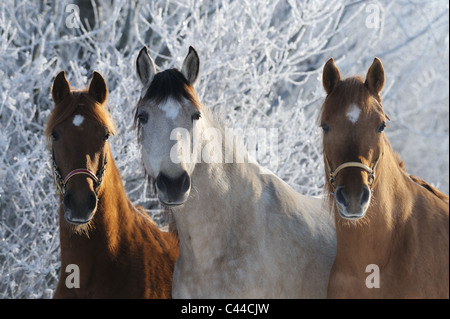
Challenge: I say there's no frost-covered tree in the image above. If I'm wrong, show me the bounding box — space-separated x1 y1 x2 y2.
0 0 448 298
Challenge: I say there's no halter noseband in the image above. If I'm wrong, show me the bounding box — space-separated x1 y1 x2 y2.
324 150 382 190
52 142 107 196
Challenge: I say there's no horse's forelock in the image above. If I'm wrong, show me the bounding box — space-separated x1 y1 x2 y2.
319 77 368 122
46 90 116 141
140 68 201 110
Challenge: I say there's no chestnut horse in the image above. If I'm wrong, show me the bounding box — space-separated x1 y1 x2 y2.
47 71 179 298
320 57 449 298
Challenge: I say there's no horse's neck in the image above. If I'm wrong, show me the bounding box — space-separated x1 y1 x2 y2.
334 142 416 265
173 156 264 263
173 116 328 265
58 150 135 261
174 161 231 229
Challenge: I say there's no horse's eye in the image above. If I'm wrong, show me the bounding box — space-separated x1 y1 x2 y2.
51 130 59 141
321 123 330 133
104 133 110 141
377 122 387 133
137 111 148 125
192 111 201 121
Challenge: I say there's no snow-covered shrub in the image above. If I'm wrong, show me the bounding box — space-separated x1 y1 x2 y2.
0 0 448 298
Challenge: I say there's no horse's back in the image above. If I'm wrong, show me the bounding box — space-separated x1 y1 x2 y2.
260 170 335 242
258 171 336 297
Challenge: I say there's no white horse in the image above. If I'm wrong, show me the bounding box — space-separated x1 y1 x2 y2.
134 46 336 298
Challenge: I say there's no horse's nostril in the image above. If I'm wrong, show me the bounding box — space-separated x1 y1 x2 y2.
180 171 190 193
88 192 97 210
335 187 348 207
156 173 168 193
361 186 371 206
64 191 73 209
157 171 190 192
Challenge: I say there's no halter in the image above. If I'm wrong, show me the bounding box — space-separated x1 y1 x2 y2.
52 141 107 196
324 149 382 190
323 100 389 191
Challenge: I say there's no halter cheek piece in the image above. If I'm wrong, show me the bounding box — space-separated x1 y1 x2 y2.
324 150 382 190
52 142 107 196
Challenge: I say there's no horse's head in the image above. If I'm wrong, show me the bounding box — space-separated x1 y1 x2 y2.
320 58 388 220
134 46 202 206
47 71 115 225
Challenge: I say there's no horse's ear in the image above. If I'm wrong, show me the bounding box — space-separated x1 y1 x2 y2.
88 71 108 104
322 58 341 95
365 57 384 95
181 46 200 86
136 46 156 89
52 71 71 104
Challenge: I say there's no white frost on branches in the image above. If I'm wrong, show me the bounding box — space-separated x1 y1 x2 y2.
0 0 448 298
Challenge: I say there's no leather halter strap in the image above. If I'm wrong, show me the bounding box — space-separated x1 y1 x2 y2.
63 169 99 185
52 141 107 195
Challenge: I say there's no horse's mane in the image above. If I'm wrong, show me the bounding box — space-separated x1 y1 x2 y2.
393 145 448 201
139 68 201 109
45 90 116 140
409 175 449 201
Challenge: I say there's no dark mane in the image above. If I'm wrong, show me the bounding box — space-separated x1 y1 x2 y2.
134 68 201 237
141 68 201 108
45 90 116 140
391 146 448 200
410 175 450 201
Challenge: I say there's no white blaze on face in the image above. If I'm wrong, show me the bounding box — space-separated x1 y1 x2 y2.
159 98 180 121
346 103 361 124
72 114 84 127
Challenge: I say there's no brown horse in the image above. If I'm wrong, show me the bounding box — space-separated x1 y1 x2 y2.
47 71 179 298
320 57 449 298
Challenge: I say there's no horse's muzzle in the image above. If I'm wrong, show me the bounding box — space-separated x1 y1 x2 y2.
156 171 191 206
334 185 371 220
63 189 97 224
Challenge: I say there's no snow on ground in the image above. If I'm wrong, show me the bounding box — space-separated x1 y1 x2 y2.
0 0 448 298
